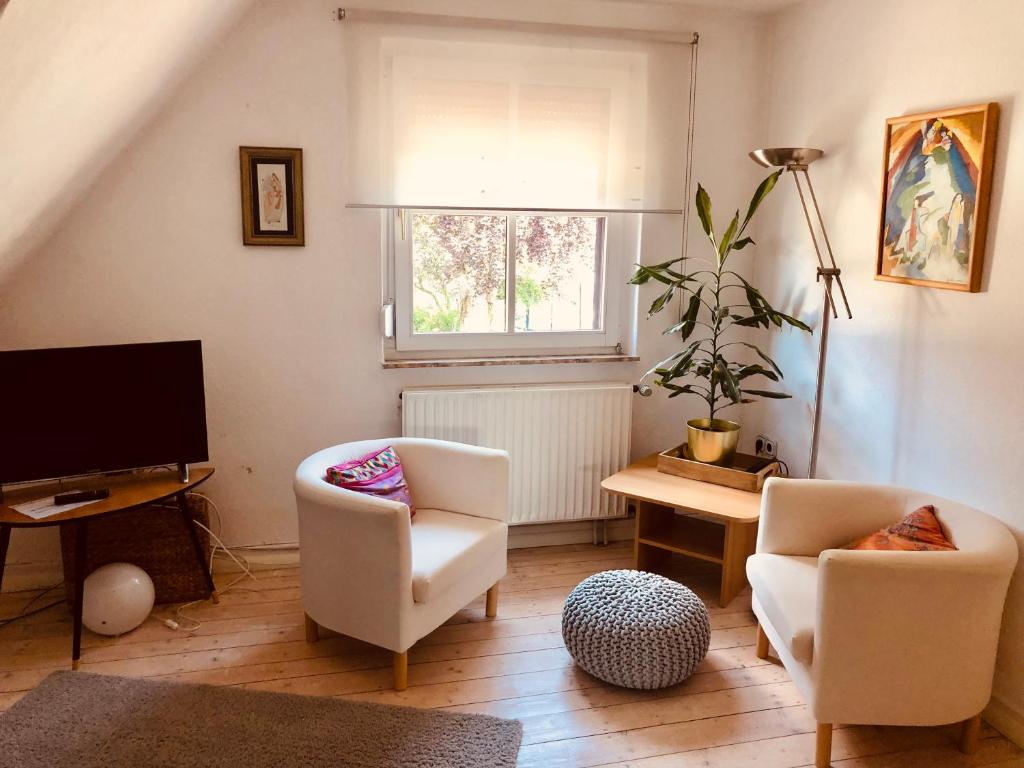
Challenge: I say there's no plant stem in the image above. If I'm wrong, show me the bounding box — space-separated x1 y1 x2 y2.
709 254 724 421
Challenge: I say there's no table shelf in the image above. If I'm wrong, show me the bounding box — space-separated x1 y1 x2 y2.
603 454 761 608
638 512 725 565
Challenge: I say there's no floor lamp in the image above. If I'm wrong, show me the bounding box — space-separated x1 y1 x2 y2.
749 148 853 479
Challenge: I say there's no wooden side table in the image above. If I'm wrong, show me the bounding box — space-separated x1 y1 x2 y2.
601 455 761 607
0 468 218 669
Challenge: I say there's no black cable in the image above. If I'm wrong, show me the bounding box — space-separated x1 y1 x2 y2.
0 599 65 628
0 582 65 628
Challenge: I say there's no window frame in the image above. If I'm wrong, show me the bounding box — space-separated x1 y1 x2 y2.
387 208 632 356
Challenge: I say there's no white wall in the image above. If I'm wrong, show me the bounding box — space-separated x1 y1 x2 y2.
0 0 769 579
751 0 1024 738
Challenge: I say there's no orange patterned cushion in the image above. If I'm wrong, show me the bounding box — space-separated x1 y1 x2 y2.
843 505 957 551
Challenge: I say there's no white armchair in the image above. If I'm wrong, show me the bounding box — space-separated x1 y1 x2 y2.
746 478 1018 768
294 438 510 690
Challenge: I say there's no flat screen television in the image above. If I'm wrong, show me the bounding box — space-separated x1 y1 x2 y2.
0 340 209 484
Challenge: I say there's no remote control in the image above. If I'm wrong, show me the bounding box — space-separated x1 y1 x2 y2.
54 489 110 505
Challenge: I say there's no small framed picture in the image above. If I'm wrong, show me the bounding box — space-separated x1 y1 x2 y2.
239 146 304 246
875 103 998 291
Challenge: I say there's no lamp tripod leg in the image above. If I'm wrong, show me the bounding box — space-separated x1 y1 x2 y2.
807 277 832 479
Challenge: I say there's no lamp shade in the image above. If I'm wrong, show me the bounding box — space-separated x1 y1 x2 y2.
749 147 824 168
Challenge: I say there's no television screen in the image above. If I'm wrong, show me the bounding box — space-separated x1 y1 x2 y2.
0 340 209 484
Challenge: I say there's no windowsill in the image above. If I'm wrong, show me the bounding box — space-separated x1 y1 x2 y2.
382 353 640 369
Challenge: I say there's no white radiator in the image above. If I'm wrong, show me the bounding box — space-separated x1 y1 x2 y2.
401 383 631 525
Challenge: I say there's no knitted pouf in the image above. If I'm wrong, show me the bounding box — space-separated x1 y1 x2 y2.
561 569 711 689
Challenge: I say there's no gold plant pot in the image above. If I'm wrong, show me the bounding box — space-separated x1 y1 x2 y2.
686 418 741 466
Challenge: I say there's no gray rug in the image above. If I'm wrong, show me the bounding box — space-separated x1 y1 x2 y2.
1 671 523 768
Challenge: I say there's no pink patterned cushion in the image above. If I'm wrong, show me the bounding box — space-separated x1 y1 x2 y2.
324 445 416 517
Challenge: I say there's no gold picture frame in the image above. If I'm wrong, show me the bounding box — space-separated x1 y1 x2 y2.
239 146 304 246
875 102 998 292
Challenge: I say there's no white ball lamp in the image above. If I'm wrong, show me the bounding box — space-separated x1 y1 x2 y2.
81 562 156 636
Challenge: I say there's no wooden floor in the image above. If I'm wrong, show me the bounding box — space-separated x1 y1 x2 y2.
1 541 1021 767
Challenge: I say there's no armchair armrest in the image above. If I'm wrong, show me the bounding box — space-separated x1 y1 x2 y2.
394 438 510 523
813 547 1015 724
293 461 414 645
758 478 908 556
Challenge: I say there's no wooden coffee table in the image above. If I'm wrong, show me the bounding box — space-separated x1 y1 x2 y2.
0 468 218 669
601 455 761 607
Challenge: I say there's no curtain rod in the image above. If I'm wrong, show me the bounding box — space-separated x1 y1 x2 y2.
336 8 699 46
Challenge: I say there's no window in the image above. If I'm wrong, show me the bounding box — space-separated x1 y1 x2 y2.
389 210 632 355
348 17 692 360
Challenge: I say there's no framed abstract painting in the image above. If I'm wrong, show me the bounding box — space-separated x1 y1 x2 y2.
239 146 305 246
875 103 998 291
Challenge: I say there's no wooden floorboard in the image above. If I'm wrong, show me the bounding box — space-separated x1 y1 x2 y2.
1 543 1020 768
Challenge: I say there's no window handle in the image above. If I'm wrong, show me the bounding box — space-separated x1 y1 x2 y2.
381 299 395 339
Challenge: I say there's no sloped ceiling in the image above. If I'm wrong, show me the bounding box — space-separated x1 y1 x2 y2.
0 0 252 282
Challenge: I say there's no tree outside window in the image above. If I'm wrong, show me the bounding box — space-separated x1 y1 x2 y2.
411 213 603 335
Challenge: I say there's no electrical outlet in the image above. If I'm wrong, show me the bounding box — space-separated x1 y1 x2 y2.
755 434 778 459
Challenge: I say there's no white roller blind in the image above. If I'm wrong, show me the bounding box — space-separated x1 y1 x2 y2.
345 14 693 212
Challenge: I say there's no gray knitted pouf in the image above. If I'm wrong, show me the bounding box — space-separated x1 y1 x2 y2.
561 569 711 689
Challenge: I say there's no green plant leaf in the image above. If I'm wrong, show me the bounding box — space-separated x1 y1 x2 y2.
644 350 685 379
662 289 703 337
628 266 651 285
647 285 675 317
732 312 773 328
743 389 793 399
732 236 755 250
743 169 783 229
695 184 715 245
667 351 697 377
661 319 687 335
642 268 674 285
661 268 692 281
679 287 703 341
742 287 767 325
716 357 742 403
775 311 813 332
645 341 700 379
735 364 779 382
732 341 784 379
658 382 703 399
727 272 773 327
718 211 739 263
630 264 698 287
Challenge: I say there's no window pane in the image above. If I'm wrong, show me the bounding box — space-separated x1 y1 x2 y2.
514 216 603 332
411 214 507 334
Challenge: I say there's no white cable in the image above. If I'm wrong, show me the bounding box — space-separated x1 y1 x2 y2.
153 493 262 632
193 518 258 583
186 491 224 538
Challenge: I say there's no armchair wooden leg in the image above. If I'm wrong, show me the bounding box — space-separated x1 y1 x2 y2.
815 722 832 768
486 583 499 618
960 713 981 754
755 623 770 660
304 613 319 643
393 651 408 691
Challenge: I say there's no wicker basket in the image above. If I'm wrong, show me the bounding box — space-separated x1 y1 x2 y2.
60 494 213 606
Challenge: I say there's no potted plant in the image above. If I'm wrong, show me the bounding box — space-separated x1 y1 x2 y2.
631 171 812 466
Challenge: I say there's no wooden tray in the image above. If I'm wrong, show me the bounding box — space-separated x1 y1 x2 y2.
657 443 780 492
